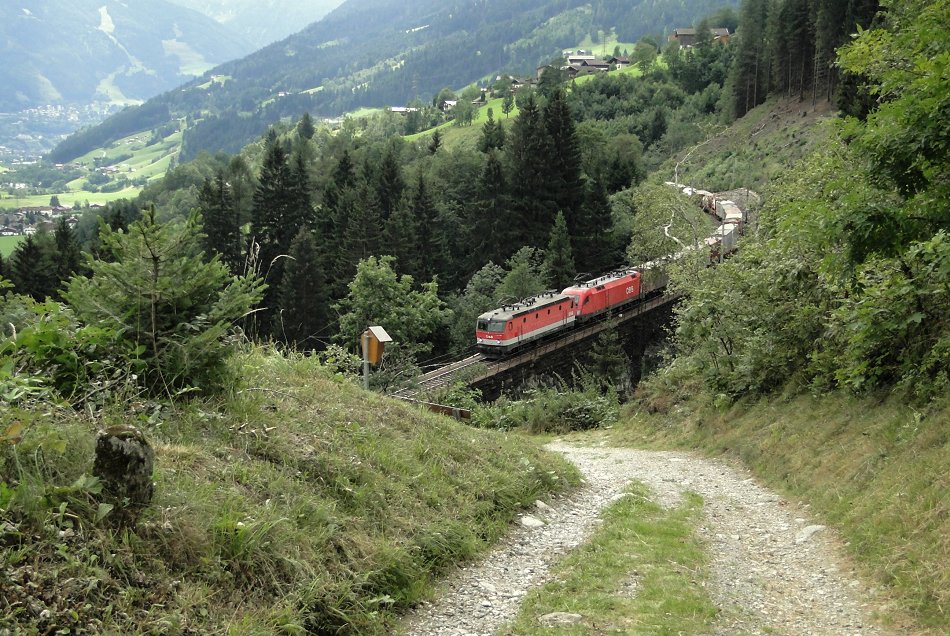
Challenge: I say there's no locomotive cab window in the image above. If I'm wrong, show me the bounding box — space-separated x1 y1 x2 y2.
480 320 505 333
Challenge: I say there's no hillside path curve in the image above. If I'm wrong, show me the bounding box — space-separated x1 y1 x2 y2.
401 442 892 636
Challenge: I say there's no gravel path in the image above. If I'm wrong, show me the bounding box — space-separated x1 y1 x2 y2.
401 442 891 636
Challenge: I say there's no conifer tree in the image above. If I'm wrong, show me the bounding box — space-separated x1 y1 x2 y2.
585 329 631 391
9 234 57 301
544 211 576 290
543 89 585 226
474 150 512 265
375 143 405 221
428 129 442 154
250 139 303 333
730 0 770 117
277 227 328 350
478 109 506 152
410 173 442 281
65 207 263 396
575 178 617 273
506 93 556 250
198 171 242 274
53 217 83 288
297 112 316 140
332 149 357 189
384 199 419 276
336 183 382 296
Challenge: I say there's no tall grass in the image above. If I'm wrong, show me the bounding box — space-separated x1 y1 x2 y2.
0 347 579 634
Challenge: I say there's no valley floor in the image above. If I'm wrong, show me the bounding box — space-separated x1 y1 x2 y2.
401 442 893 635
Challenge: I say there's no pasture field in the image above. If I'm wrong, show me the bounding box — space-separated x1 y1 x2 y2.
0 234 24 257
404 97 520 150
0 128 180 211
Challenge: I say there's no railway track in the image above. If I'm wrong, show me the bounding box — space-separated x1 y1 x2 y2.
392 353 492 398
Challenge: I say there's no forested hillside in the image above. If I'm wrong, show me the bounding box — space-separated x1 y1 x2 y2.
50 0 737 163
666 0 947 401
0 1 247 112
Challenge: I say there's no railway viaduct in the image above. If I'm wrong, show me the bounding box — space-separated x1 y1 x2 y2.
398 292 678 404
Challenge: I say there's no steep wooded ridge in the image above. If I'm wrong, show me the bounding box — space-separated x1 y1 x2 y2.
165 0 344 50
50 0 736 162
0 1 248 112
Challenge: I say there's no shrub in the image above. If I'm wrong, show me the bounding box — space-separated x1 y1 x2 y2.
474 387 618 434
63 207 264 397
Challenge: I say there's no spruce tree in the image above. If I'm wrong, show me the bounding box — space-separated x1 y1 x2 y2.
506 93 556 250
9 233 58 301
53 217 83 289
277 227 328 350
336 184 382 297
428 129 442 154
543 89 585 227
473 150 512 265
375 144 405 221
250 140 297 333
332 149 357 189
410 173 442 281
198 171 242 274
544 211 576 290
730 0 771 117
297 112 316 140
575 178 617 273
64 208 263 396
478 109 506 153
384 199 419 277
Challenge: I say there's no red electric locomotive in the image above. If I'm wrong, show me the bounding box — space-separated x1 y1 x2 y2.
475 292 578 355
475 268 644 356
560 267 641 322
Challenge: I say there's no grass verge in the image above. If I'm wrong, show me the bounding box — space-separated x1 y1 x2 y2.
502 482 715 635
611 389 949 633
0 348 579 634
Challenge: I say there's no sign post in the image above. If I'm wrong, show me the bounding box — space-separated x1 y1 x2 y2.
361 326 392 390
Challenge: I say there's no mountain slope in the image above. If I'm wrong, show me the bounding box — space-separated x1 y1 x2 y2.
165 0 344 49
51 0 737 163
0 0 248 112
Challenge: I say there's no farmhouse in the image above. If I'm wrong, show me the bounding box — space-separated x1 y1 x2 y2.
566 54 596 65
581 59 611 71
669 27 731 48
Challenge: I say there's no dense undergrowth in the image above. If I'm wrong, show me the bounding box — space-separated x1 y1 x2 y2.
612 384 949 633
0 349 578 634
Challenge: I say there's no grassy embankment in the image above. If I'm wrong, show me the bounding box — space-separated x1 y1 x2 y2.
662 94 837 192
0 349 579 634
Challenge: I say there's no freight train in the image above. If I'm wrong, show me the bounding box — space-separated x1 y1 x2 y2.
475 186 743 356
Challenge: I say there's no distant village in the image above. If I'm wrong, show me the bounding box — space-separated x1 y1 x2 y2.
0 204 87 237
